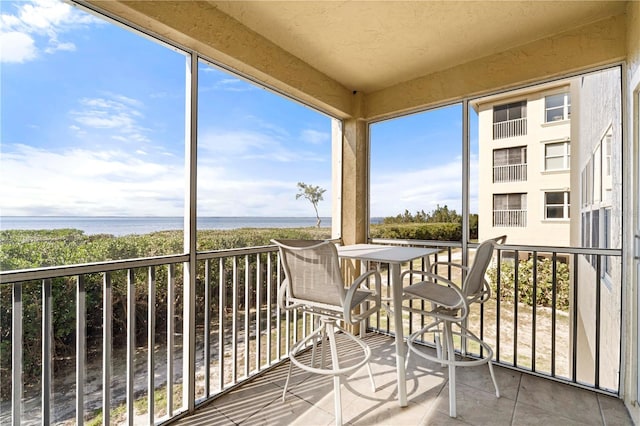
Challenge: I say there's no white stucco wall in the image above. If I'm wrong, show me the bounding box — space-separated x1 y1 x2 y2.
571 66 623 391
625 1 640 422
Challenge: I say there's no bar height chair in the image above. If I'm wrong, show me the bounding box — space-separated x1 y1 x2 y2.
272 239 381 426
401 238 501 418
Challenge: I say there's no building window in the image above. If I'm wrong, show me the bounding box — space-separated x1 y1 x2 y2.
602 128 613 202
493 193 527 227
493 101 527 139
544 141 570 171
603 207 612 277
493 146 527 182
545 92 571 122
582 211 591 262
544 191 570 219
591 209 599 268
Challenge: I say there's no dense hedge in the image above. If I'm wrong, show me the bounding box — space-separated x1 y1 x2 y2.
370 222 462 241
486 257 570 310
0 227 332 400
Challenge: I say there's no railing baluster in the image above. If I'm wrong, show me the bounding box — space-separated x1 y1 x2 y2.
42 279 52 425
256 253 262 371
126 269 135 425
513 250 519 367
496 250 501 362
277 255 284 359
148 266 155 424
266 253 273 364
76 275 85 426
167 264 175 417
218 258 225 391
103 272 112 425
572 255 579 383
232 256 238 384
12 282 22 426
595 254 601 389
244 254 250 378
204 259 210 397
531 251 538 373
551 253 557 377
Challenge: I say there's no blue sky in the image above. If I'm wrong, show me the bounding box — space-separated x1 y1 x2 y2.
0 0 477 219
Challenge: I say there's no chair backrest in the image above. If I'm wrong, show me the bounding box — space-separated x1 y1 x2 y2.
462 239 497 298
272 239 346 307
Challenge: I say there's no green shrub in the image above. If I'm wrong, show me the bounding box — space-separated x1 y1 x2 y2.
486 257 570 310
0 227 332 400
370 222 461 241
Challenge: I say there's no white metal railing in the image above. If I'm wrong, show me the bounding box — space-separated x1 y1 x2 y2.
493 117 527 139
0 246 315 425
1 240 624 424
366 238 622 396
493 163 527 182
493 209 527 227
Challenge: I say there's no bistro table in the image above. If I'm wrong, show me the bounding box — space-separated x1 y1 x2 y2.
337 243 438 407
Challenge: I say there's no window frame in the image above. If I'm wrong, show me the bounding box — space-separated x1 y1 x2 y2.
493 101 527 124
544 92 571 123
544 140 571 171
544 191 570 220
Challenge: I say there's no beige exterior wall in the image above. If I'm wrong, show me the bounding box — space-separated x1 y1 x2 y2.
624 1 640 422
571 67 623 392
475 83 572 246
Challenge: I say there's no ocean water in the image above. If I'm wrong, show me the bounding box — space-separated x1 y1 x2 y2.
0 216 335 236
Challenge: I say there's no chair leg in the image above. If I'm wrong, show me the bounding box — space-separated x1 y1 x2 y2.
282 357 294 402
444 321 457 418
488 360 500 398
366 361 376 392
326 324 343 426
320 325 328 369
311 316 322 367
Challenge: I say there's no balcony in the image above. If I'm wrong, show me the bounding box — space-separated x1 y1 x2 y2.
173 333 630 425
493 164 527 183
493 118 527 140
1 240 629 425
493 209 527 227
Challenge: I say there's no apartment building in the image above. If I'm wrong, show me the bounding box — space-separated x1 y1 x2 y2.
472 81 573 246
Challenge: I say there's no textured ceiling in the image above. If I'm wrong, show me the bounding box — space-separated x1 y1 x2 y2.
208 1 627 93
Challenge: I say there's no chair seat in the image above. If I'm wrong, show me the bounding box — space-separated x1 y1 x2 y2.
350 288 374 308
403 280 461 308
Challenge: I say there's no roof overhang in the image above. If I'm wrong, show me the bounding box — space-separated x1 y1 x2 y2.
83 1 629 119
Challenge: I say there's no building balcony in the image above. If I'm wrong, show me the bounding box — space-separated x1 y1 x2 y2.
493 163 528 183
0 240 629 425
173 333 630 425
493 118 527 140
493 209 527 227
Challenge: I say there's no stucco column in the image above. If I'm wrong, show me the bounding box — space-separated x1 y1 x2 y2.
341 92 369 246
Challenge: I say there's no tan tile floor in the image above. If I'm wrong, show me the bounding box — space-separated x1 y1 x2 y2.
173 333 633 426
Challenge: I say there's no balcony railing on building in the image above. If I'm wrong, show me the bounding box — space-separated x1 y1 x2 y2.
0 239 622 425
493 163 527 182
493 209 527 227
493 117 527 139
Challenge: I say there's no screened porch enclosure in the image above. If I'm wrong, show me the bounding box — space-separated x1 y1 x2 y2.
1 0 639 425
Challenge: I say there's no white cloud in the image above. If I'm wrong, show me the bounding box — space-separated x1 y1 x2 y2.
199 76 256 92
0 143 332 217
301 129 329 145
370 154 480 218
44 40 75 54
370 159 463 217
199 129 301 163
0 144 184 216
0 31 37 62
71 95 151 144
0 0 100 63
